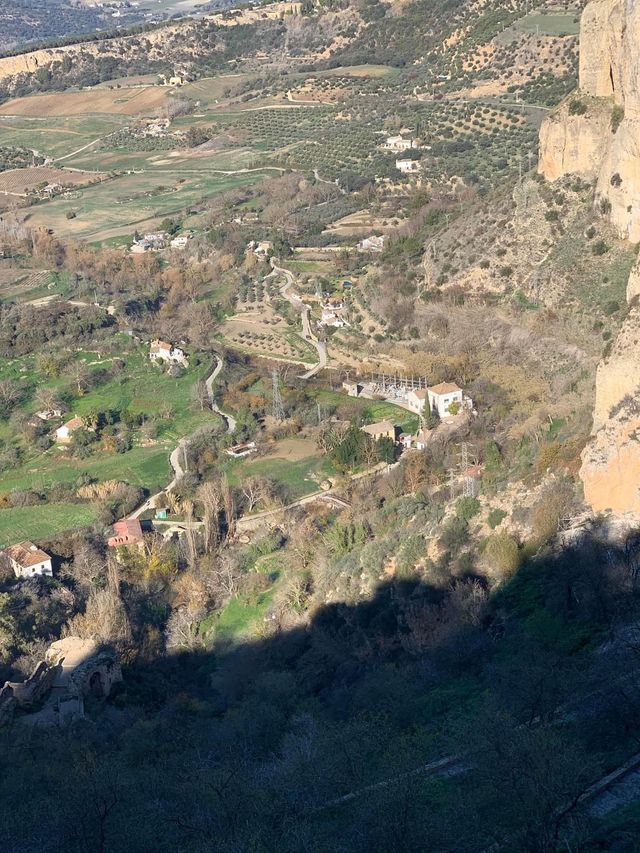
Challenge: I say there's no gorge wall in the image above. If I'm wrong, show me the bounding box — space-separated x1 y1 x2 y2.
539 0 640 515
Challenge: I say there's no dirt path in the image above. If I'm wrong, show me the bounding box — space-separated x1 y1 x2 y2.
267 259 327 377
129 357 233 519
56 136 105 162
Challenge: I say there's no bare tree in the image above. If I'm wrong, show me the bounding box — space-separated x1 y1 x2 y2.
221 475 236 540
241 475 272 513
66 360 91 395
191 380 210 412
198 481 221 554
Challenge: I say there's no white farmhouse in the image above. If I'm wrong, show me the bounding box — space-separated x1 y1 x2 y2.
396 159 421 174
55 415 83 444
384 135 418 151
401 427 430 451
357 235 386 252
427 382 466 418
407 388 428 413
407 384 472 419
5 542 53 578
170 234 192 249
149 339 189 366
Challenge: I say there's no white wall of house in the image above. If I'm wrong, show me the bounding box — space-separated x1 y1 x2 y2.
11 558 53 579
406 390 427 413
55 425 72 442
427 389 463 418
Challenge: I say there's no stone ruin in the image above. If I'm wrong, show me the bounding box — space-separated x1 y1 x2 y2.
0 636 122 727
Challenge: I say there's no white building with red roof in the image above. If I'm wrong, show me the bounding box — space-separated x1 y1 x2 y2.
5 542 53 578
55 415 84 444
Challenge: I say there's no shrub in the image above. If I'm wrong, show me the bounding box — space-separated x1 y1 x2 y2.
611 104 624 133
487 508 507 529
599 197 612 215
499 266 514 278
456 496 481 521
568 99 587 116
482 532 520 578
439 516 469 551
592 239 610 256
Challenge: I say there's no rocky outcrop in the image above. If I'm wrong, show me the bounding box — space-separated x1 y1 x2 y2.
594 117 640 241
544 0 640 514
591 305 640 432
538 99 611 181
581 391 640 514
626 256 640 301
580 286 640 516
578 0 625 99
0 636 121 727
539 0 640 240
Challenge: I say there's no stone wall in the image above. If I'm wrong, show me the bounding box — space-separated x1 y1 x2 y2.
0 636 122 727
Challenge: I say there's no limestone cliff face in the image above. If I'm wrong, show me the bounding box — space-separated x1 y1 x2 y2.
540 0 640 241
626 256 640 301
591 304 640 432
538 100 611 181
542 0 640 514
594 118 640 241
578 0 625 99
581 398 640 514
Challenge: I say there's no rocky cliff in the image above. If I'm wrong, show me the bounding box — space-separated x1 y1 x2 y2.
537 99 611 181
539 0 640 241
540 0 640 514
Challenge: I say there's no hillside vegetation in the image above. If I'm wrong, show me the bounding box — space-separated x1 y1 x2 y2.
4 1 640 851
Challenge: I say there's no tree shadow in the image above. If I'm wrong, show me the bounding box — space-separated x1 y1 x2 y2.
3 521 640 852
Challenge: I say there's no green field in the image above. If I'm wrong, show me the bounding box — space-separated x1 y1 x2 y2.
24 168 273 240
199 592 274 644
513 11 580 36
0 115 127 159
0 502 100 546
316 390 420 433
225 454 335 501
0 348 222 497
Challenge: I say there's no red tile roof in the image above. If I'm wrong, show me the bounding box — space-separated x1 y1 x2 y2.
428 382 461 396
107 518 144 548
5 541 51 568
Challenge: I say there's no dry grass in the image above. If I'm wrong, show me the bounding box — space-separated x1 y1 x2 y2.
0 166 105 195
0 87 169 117
259 437 318 461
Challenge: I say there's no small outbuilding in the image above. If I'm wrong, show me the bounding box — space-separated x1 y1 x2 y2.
361 420 396 442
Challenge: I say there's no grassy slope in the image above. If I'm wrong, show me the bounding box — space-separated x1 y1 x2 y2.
0 502 99 546
0 349 222 515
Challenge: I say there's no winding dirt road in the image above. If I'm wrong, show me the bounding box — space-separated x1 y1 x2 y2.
129 356 234 518
268 260 327 378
